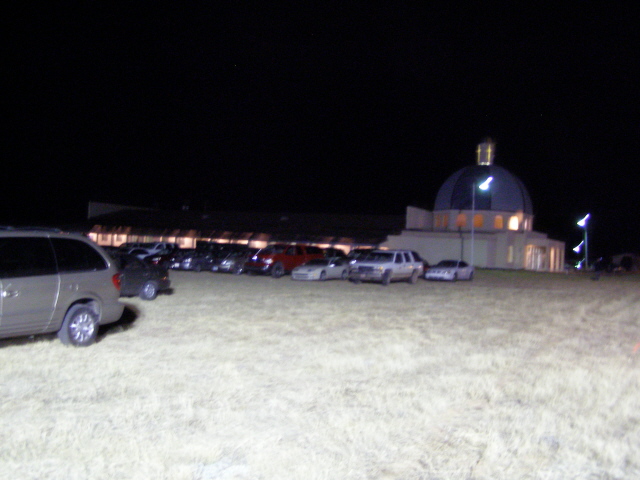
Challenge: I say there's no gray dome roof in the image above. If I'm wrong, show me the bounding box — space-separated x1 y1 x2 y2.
434 164 533 214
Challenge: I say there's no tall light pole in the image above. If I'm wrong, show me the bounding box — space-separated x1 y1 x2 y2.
577 213 590 269
471 176 493 268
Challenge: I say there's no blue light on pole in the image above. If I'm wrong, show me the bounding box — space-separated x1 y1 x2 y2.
573 240 585 268
471 176 493 267
577 213 590 269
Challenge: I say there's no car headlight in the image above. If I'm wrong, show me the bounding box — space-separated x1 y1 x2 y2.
263 258 273 265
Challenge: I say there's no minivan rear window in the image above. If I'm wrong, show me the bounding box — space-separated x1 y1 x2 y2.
51 238 108 273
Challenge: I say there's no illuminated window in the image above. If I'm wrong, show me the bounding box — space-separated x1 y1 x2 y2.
442 214 449 228
435 214 441 228
473 214 483 228
507 245 514 263
494 215 503 229
456 213 467 228
508 216 519 230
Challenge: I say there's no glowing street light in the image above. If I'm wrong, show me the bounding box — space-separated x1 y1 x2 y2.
479 176 494 191
576 213 590 269
573 240 584 253
471 176 493 268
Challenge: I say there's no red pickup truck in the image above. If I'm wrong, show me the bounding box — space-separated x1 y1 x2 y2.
243 244 325 278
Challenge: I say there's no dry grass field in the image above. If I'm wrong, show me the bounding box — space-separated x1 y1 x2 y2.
1 269 639 480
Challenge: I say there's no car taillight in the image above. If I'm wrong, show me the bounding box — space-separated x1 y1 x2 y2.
112 273 122 291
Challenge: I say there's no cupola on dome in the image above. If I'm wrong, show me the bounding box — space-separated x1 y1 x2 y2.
433 140 533 215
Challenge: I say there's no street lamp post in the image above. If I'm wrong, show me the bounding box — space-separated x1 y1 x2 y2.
577 213 590 269
470 176 493 268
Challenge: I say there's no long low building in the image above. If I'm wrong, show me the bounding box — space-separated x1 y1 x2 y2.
85 203 405 253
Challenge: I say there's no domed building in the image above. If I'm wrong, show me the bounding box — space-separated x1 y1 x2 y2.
382 140 565 271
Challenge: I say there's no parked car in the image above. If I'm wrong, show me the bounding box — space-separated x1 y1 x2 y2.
0 228 124 346
244 244 325 278
118 242 146 251
213 247 259 274
119 242 178 255
144 247 181 269
168 249 189 269
170 249 216 272
112 253 170 300
348 249 424 285
424 260 474 281
141 242 179 255
122 247 155 260
195 240 224 254
291 257 349 281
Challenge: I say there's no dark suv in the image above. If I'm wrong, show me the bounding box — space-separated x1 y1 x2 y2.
0 228 124 346
243 244 325 278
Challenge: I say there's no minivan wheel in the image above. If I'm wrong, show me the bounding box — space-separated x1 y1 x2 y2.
58 305 99 347
140 281 158 300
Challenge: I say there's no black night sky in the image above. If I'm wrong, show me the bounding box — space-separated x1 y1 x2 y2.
5 4 640 258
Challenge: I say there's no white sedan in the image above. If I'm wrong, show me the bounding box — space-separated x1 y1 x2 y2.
424 260 474 281
291 257 349 281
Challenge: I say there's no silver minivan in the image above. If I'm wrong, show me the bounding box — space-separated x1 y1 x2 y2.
0 228 124 346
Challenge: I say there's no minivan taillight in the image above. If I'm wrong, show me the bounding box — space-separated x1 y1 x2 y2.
112 273 122 291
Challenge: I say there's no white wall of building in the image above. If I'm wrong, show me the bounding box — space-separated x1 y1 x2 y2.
382 207 565 272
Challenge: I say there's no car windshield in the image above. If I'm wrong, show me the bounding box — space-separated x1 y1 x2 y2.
347 249 372 258
260 245 286 255
305 259 330 266
363 252 394 262
436 260 459 268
